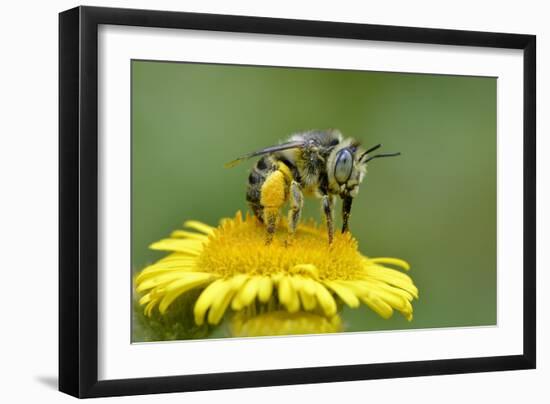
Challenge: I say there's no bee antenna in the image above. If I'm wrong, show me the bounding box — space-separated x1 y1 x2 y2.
363 152 401 164
359 144 382 161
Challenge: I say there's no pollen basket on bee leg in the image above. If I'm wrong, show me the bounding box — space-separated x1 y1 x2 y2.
260 170 290 208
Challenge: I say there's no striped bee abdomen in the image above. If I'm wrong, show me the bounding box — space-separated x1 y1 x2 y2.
246 156 273 222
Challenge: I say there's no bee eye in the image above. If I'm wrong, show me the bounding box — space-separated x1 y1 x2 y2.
334 149 353 184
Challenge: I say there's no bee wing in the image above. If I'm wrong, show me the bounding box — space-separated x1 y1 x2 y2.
224 140 306 168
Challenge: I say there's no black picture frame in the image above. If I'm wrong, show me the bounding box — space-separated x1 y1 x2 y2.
59 5 536 398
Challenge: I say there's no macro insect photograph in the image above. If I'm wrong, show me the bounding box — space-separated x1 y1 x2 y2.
131 60 496 342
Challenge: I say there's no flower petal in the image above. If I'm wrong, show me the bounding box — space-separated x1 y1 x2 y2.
158 273 214 313
371 288 409 312
365 264 415 283
136 271 192 293
157 253 197 262
360 293 394 319
313 282 337 316
170 230 209 241
135 266 196 284
290 264 319 279
361 280 413 310
142 257 196 268
232 276 261 310
324 281 360 308
207 275 248 324
194 279 226 325
278 276 300 313
149 239 203 255
369 257 410 270
184 220 215 235
363 266 418 298
138 292 151 305
137 256 195 275
257 276 273 303
340 279 412 318
292 277 317 311
302 278 317 295
144 297 161 317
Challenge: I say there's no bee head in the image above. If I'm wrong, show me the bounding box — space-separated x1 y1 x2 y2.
326 138 363 197
327 141 400 198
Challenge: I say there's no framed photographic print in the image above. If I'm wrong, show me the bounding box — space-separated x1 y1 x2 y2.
59 6 536 398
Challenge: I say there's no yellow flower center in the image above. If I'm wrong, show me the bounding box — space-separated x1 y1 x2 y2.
197 214 365 280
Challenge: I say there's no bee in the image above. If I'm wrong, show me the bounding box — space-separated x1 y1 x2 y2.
226 129 400 244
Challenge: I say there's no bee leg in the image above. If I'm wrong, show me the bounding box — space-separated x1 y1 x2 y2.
263 208 279 245
286 181 303 244
342 195 353 233
321 194 335 244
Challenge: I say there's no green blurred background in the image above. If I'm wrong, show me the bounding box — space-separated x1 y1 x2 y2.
132 60 496 340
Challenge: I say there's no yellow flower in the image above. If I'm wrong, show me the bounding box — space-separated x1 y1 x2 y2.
230 311 343 337
135 212 418 336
